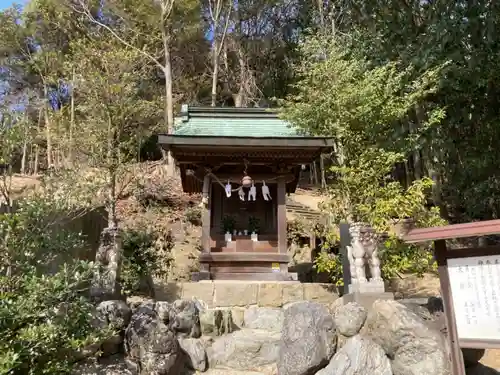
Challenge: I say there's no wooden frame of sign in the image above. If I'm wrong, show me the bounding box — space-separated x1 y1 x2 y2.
404 219 500 375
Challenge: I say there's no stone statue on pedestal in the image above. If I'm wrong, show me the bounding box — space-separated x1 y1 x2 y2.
346 223 384 294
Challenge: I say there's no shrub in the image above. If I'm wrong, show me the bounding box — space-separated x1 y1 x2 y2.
184 206 202 226
120 226 174 296
313 251 344 286
0 197 109 374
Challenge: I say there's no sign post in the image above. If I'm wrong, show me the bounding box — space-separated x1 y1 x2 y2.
404 219 500 375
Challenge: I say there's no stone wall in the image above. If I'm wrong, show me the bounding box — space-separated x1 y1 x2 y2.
154 281 339 308
74 297 497 375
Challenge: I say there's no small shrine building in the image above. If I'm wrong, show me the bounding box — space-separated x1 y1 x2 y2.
158 105 334 281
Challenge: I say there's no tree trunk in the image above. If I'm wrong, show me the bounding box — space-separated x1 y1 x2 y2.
161 7 176 177
210 0 231 107
108 167 118 228
320 154 326 188
106 111 118 229
69 68 75 165
211 51 220 107
411 106 424 180
43 85 53 169
21 118 28 175
234 50 246 107
423 146 448 219
210 8 221 107
34 108 43 175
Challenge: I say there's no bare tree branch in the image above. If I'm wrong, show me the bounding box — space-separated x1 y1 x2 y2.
71 0 165 72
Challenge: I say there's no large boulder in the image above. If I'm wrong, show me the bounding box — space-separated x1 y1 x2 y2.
124 303 180 374
97 300 132 328
333 302 367 337
316 335 392 375
168 299 202 338
96 300 132 356
73 300 132 361
360 300 450 375
178 337 208 371
278 301 337 375
207 328 281 371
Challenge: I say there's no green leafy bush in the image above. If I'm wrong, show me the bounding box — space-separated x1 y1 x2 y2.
0 198 108 375
283 35 446 285
120 226 174 296
184 206 202 226
287 219 310 245
313 251 344 286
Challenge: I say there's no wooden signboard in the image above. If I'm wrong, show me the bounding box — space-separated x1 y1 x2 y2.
404 219 500 375
447 255 500 344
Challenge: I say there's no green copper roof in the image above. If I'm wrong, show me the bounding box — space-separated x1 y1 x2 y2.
173 105 303 137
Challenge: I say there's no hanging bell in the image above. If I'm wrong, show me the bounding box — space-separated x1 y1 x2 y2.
241 175 253 188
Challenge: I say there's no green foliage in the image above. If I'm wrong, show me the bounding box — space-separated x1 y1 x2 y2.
322 149 444 232
0 111 33 206
313 251 343 286
283 34 447 284
281 35 445 147
282 35 446 232
120 226 174 296
221 215 236 234
247 216 260 233
0 113 24 167
313 231 438 286
286 219 308 245
380 236 436 280
0 197 109 374
184 206 202 226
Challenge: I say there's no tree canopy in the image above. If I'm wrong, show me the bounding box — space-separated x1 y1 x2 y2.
1 0 500 223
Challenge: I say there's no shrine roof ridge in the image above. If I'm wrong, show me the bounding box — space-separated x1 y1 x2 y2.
157 134 334 148
172 104 312 138
179 105 281 118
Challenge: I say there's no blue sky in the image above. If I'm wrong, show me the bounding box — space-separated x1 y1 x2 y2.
0 0 24 10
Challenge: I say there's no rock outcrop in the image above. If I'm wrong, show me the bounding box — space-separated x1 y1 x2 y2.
360 299 451 375
316 335 392 375
207 329 281 371
277 301 337 375
72 296 500 375
124 302 181 374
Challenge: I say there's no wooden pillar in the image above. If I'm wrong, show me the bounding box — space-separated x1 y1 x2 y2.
197 175 212 280
434 239 466 375
339 222 352 295
277 176 288 272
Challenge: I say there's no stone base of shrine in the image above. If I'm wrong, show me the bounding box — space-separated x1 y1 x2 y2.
342 291 394 310
192 271 298 281
153 280 339 308
348 280 386 294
